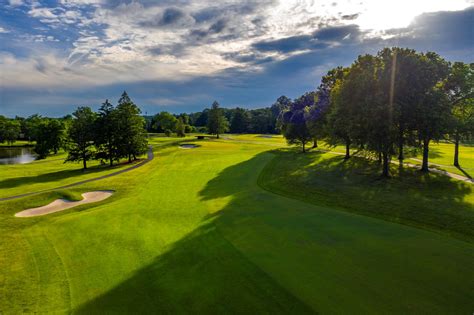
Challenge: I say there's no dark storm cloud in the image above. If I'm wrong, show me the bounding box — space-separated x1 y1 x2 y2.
252 24 362 53
139 7 187 27
189 19 227 39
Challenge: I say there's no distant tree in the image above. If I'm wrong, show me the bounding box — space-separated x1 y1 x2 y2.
194 109 209 127
175 117 186 137
65 107 97 170
444 62 474 166
280 108 312 152
95 99 119 166
152 111 177 135
22 114 43 142
115 91 148 162
230 107 250 133
34 119 65 159
207 101 229 138
33 121 52 159
274 96 292 132
249 108 274 134
177 113 190 125
0 116 21 145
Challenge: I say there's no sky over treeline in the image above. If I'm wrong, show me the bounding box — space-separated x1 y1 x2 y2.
0 0 473 116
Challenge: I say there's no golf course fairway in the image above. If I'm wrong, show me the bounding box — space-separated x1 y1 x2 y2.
0 137 473 314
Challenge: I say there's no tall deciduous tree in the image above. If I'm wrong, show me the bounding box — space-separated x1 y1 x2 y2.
411 52 450 172
66 107 97 170
207 101 229 138
377 48 427 163
280 96 313 152
326 79 352 159
444 62 474 166
307 67 345 148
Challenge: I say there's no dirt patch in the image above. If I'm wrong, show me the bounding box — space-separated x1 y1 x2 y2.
15 191 114 217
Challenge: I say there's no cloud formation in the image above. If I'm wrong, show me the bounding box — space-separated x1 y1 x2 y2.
0 0 473 116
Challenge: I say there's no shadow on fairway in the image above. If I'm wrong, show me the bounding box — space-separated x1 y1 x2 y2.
75 150 474 314
456 166 472 179
260 149 474 241
0 165 126 191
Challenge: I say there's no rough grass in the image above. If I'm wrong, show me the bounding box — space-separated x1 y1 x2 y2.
0 136 473 314
259 149 474 242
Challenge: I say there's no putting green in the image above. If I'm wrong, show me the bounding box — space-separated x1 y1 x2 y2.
0 137 473 314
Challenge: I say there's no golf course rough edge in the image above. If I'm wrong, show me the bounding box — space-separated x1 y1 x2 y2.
15 190 114 217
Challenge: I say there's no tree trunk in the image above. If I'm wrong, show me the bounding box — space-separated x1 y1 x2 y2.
421 138 430 172
312 138 318 148
83 155 87 170
454 135 460 167
128 154 132 163
382 151 390 177
302 142 306 153
216 132 219 139
398 126 404 162
378 152 382 163
344 140 350 159
109 143 113 166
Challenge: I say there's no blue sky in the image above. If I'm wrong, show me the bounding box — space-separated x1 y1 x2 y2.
0 0 473 117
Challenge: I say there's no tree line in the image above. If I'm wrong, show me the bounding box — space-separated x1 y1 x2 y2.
0 92 148 170
145 101 282 136
278 47 473 177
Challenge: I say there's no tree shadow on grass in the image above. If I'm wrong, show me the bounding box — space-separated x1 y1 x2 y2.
74 150 474 314
74 214 313 314
456 166 472 179
261 149 474 241
0 163 133 191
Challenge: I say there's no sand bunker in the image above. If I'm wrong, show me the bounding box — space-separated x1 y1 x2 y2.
15 191 114 217
179 144 199 149
257 135 273 138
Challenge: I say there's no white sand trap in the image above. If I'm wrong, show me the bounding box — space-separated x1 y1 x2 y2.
15 191 114 217
179 144 199 149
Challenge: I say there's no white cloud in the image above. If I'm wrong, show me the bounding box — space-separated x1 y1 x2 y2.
8 0 24 6
0 27 10 33
4 0 473 91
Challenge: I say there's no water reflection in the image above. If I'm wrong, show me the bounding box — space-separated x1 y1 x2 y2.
0 146 37 165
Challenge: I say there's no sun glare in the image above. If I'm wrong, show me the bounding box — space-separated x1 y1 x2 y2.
354 0 471 30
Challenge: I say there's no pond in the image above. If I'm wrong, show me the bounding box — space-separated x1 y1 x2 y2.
0 146 37 165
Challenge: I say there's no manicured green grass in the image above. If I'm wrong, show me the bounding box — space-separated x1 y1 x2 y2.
0 137 192 199
260 149 474 242
0 140 33 147
0 150 138 199
407 141 474 178
1 136 473 313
